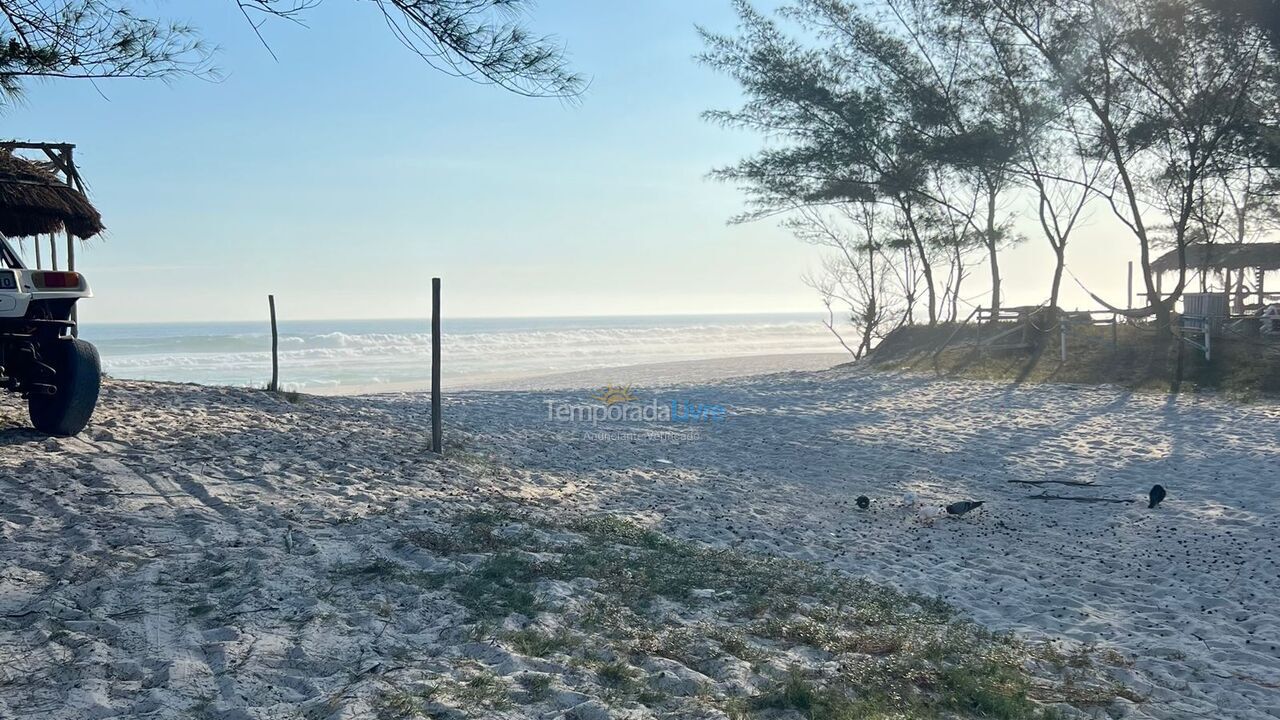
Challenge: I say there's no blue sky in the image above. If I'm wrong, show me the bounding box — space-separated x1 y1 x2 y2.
4 1 1142 323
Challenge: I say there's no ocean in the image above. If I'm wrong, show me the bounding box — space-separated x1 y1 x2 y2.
80 313 844 393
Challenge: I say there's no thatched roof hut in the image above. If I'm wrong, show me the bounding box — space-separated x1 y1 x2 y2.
1151 243 1280 273
0 150 103 239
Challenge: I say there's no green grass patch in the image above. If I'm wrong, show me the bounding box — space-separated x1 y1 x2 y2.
454 671 511 710
595 660 636 687
332 508 1128 719
329 558 450 591
503 626 577 657
374 683 440 720
735 667 899 720
516 672 554 700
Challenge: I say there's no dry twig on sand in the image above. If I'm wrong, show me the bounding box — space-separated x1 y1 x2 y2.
1024 492 1134 504
1008 479 1098 487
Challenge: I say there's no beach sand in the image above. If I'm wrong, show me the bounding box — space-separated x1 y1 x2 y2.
0 362 1276 718
318 352 852 395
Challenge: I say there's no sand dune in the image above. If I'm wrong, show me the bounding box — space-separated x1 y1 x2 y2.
0 368 1275 718
442 368 1280 718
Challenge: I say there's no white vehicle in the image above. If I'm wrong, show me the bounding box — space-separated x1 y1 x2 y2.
0 234 100 435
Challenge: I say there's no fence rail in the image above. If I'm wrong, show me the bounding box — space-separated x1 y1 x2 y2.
936 304 1052 356
932 300 1280 364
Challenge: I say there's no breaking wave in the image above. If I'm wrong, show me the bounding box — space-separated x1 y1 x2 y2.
83 314 840 391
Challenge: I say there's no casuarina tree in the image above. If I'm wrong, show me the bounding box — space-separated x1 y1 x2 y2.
0 0 583 106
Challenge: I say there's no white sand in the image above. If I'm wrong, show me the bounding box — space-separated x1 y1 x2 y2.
317 352 851 395
0 366 1277 718
455 352 852 391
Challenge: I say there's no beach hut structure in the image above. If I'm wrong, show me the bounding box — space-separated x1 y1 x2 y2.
0 142 103 338
0 142 103 271
1150 243 1280 315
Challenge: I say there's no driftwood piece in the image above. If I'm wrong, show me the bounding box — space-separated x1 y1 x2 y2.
1024 491 1134 504
1008 479 1098 487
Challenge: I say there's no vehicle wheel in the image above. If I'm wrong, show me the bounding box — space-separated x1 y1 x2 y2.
28 338 102 436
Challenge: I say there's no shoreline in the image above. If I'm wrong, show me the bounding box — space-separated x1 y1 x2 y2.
308 351 852 395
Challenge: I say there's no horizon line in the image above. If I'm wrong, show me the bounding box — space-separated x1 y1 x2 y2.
85 309 826 327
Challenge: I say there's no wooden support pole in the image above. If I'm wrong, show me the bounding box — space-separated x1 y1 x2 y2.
67 230 78 337
34 235 42 269
268 295 279 392
64 147 75 274
50 233 57 270
431 277 443 454
1127 261 1133 309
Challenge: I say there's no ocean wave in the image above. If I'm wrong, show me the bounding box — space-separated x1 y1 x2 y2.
92 321 824 353
94 317 842 389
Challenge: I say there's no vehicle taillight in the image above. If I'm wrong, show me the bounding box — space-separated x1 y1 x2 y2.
32 271 81 289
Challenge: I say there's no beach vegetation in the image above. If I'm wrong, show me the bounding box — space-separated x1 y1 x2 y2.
329 506 1136 718
702 0 1279 350
734 668 889 720
516 672 554 700
258 383 303 404
503 626 577 658
374 682 440 720
872 320 1280 399
329 557 450 593
595 659 637 687
453 670 512 710
453 551 543 618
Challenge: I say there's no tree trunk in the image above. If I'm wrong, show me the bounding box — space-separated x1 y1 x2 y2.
1049 245 1065 313
859 244 877 357
900 247 918 325
1152 296 1174 350
1234 199 1248 312
987 242 1001 319
950 244 963 322
913 240 937 325
984 186 1001 321
858 310 875 358
900 200 937 325
913 237 938 325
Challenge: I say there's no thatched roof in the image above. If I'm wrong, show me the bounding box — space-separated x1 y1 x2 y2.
1151 243 1280 273
0 151 103 238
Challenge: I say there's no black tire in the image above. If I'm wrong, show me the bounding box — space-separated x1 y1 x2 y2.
28 338 101 436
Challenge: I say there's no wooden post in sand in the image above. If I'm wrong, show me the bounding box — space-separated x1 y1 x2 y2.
1060 316 1068 362
431 277 443 454
1127 261 1134 309
68 230 78 337
268 295 279 392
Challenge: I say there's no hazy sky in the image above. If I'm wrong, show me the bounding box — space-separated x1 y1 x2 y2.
4 1 1176 323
